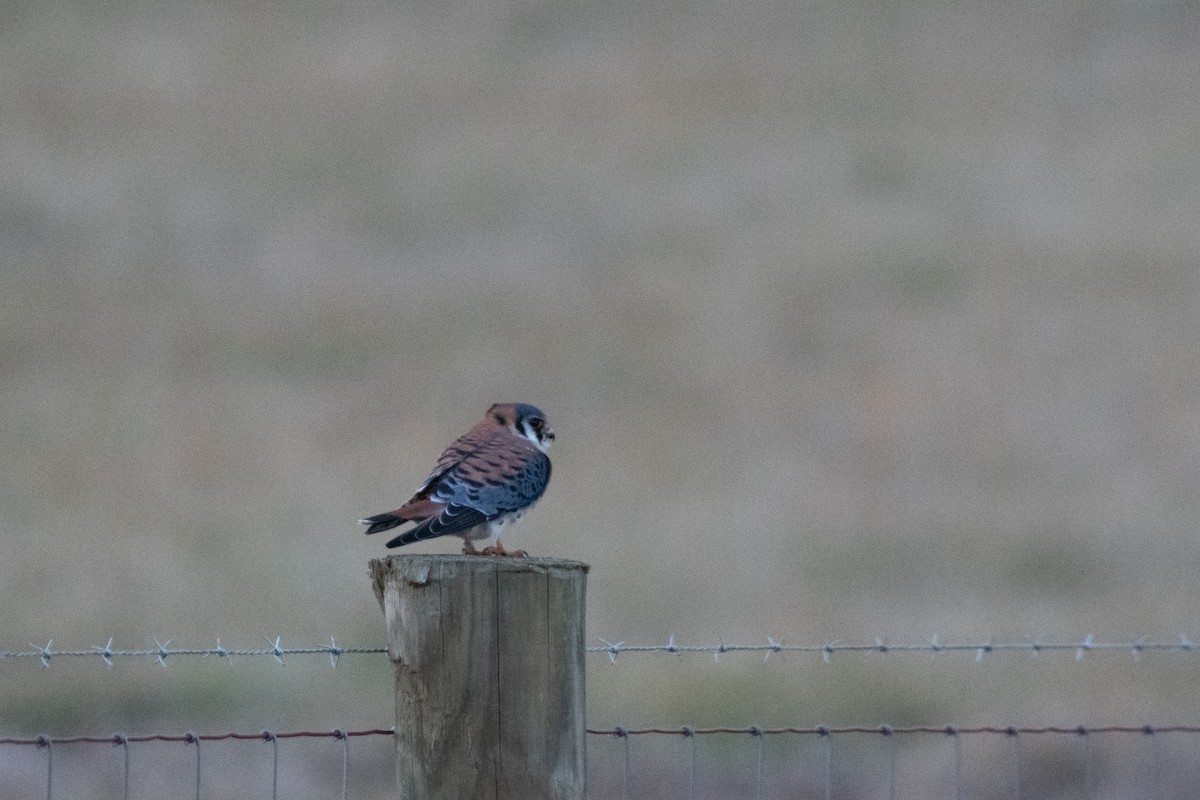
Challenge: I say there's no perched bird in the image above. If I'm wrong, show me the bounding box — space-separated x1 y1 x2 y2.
360 403 554 556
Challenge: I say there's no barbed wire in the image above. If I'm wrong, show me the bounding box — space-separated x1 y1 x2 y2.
3 634 1199 668
0 637 385 668
587 634 1200 663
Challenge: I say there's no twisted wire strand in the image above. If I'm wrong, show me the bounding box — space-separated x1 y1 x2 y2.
4 635 1196 667
587 634 1197 662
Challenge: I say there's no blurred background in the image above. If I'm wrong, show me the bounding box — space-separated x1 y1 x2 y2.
4 0 1200 796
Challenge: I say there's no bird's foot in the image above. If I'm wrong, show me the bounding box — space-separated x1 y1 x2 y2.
481 542 528 557
462 541 482 556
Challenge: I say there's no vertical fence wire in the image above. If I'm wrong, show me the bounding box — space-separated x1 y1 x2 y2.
37 736 52 800
948 728 962 800
335 729 349 800
115 734 130 800
820 727 832 800
1084 734 1094 800
682 727 696 800
1079 729 1093 800
884 726 897 800
616 727 630 800
189 734 201 800
1145 727 1162 800
1009 729 1022 800
750 726 764 800
264 732 278 800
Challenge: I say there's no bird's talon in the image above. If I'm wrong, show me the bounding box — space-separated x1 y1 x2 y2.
480 543 527 557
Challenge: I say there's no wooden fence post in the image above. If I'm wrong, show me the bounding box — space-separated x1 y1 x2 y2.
370 554 589 800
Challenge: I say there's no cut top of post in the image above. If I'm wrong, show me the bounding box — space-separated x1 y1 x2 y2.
369 555 591 665
370 554 589 600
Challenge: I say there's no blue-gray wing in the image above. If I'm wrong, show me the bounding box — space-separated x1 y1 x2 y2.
432 443 551 518
386 437 550 547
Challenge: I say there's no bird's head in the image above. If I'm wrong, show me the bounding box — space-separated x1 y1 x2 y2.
488 402 555 453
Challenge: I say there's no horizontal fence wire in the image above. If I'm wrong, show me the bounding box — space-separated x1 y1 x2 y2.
5 723 1198 748
3 635 1199 667
585 724 1200 736
0 729 395 747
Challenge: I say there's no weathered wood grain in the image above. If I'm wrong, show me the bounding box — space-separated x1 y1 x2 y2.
370 555 589 800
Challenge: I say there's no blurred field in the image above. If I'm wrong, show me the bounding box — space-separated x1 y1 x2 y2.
4 0 1200 795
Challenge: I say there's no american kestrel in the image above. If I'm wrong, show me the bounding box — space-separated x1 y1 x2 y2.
359 403 554 556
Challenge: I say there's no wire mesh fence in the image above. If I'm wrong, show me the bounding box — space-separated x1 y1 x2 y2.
1 728 397 800
4 635 1200 798
5 724 1200 799
1 729 393 800
585 724 1200 800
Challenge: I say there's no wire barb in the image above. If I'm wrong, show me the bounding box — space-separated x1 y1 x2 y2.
32 640 53 668
1131 637 1147 660
207 639 231 665
1076 634 1095 660
91 638 115 668
597 638 624 664
154 638 172 667
267 636 285 665
328 637 343 668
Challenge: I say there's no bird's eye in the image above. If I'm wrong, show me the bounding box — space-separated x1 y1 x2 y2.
530 418 544 431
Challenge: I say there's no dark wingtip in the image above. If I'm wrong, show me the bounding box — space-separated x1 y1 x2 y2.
359 513 403 535
385 528 421 548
